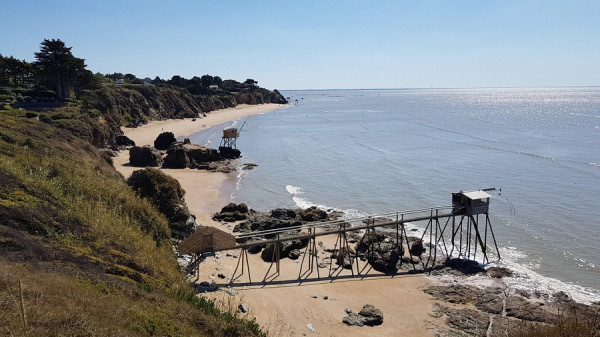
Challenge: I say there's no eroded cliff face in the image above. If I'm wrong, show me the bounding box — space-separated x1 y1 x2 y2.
83 85 287 146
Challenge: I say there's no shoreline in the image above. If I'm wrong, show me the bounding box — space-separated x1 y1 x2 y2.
113 103 287 217
111 103 446 336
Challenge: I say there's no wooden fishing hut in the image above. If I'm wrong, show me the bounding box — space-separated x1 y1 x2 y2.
452 190 491 215
449 189 499 264
179 227 237 278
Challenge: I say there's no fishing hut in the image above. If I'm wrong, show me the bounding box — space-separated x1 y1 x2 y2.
218 122 245 158
449 189 500 264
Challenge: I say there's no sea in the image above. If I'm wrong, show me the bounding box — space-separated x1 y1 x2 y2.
188 88 600 304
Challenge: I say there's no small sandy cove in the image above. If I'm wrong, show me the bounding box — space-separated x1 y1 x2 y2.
113 103 447 336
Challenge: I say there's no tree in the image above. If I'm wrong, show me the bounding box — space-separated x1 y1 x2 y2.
0 55 34 87
244 78 258 86
34 39 94 101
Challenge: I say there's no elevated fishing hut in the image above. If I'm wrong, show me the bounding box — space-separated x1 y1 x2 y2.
450 189 500 263
218 121 246 158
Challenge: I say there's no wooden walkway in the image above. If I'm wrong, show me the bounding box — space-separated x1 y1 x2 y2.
191 205 501 285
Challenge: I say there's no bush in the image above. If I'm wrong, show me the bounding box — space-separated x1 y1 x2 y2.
127 168 194 233
25 111 38 118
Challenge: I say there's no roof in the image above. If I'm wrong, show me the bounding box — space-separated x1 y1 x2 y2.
461 190 492 200
178 226 237 255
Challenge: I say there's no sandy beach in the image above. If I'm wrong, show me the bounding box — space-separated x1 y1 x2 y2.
112 103 447 336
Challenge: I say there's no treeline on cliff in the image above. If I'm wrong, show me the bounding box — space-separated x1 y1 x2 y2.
1 39 287 147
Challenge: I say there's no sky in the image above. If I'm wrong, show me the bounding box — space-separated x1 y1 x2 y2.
1 1 599 90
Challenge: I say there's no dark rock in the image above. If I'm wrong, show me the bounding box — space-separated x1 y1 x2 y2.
242 163 258 170
186 145 220 163
332 247 353 269
408 238 425 256
162 145 189 168
218 146 241 159
288 249 301 260
213 203 250 222
271 208 297 219
129 146 163 167
220 203 249 214
358 304 384 326
154 132 177 150
247 245 263 254
238 303 248 313
552 291 573 303
183 138 191 144
115 135 135 146
217 273 226 279
355 232 402 274
260 239 308 262
431 258 485 276
486 266 513 278
342 313 365 327
343 304 384 327
298 206 328 222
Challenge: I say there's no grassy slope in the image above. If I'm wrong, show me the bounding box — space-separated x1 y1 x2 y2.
0 112 264 336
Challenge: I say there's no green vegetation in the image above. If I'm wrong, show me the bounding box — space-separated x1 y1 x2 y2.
127 168 195 234
0 114 265 336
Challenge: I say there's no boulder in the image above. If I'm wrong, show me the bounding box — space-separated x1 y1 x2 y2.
186 145 220 163
358 304 384 326
213 203 250 222
355 232 402 274
260 238 308 262
408 238 425 256
270 208 297 220
129 146 163 167
299 206 328 222
162 145 189 169
154 132 177 150
218 146 241 159
342 304 384 327
332 247 353 269
115 135 135 147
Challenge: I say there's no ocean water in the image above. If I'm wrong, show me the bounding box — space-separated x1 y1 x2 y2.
189 88 600 303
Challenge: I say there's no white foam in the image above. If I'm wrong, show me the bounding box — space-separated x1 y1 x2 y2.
285 185 304 195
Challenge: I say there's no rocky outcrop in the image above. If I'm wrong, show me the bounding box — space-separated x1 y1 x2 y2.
426 282 600 336
342 304 384 327
355 232 403 274
154 132 177 150
212 203 251 222
298 206 328 222
225 207 338 258
260 238 308 262
81 85 287 147
129 146 163 167
115 135 135 147
162 143 227 170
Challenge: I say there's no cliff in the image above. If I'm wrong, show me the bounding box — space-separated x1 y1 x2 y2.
8 84 287 148
0 113 265 336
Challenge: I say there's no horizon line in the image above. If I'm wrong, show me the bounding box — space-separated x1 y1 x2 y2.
278 85 600 91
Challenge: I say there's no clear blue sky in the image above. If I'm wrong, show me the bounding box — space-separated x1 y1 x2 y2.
1 1 599 90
